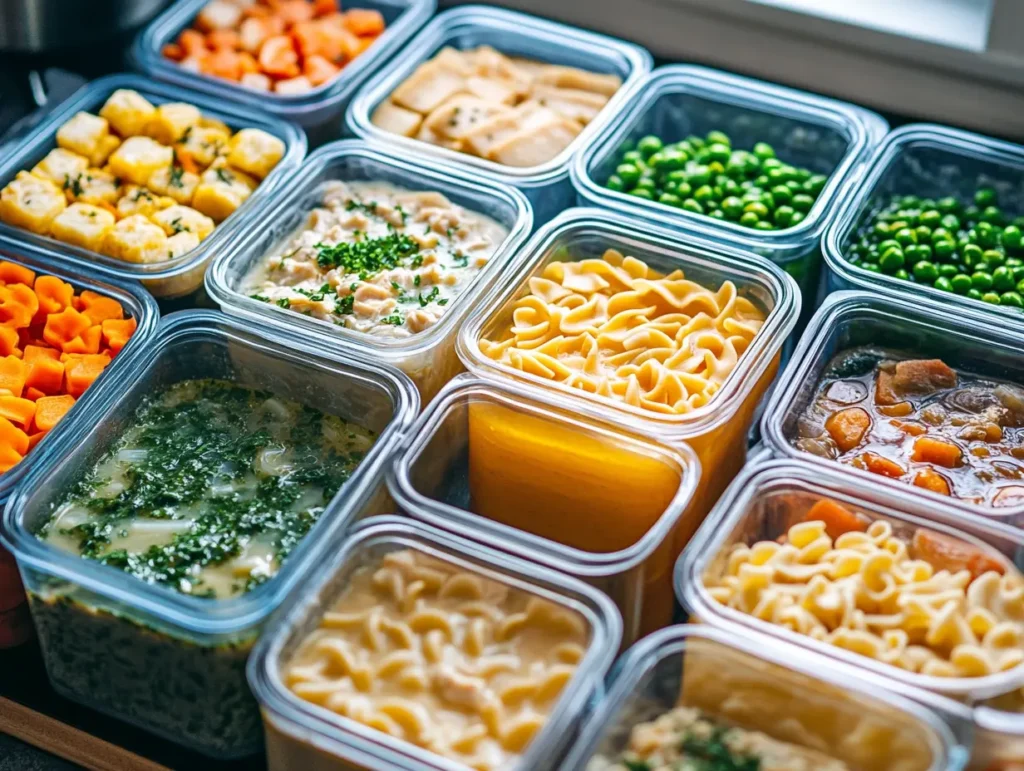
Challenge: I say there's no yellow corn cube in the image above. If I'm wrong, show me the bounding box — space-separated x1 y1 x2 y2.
31 148 89 187
56 112 121 166
64 168 120 206
147 165 199 205
99 89 157 137
0 171 67 234
102 214 170 264
152 205 215 241
192 165 254 222
166 231 201 259
108 136 174 186
177 125 230 168
146 102 202 145
50 202 116 252
116 186 176 219
226 128 285 180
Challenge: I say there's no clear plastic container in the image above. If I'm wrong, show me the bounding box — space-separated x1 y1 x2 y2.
457 207 799 524
824 124 1024 321
131 0 436 143
0 310 418 758
974 704 1024 769
248 515 622 771
206 138 533 403
571 65 888 308
0 73 306 299
561 623 970 771
0 239 159 503
760 288 1024 533
345 6 652 222
386 374 700 644
676 457 1024 706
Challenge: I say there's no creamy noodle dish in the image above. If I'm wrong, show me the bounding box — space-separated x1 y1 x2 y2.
243 180 509 339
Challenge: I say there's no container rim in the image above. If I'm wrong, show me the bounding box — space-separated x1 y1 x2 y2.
675 458 1024 700
571 64 889 250
0 310 419 637
823 123 1024 321
760 288 1024 530
247 515 623 771
205 138 534 359
346 4 653 185
0 73 307 287
387 373 702 573
560 623 968 771
131 0 437 114
456 206 800 440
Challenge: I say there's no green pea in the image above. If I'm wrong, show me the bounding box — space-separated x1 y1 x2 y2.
940 214 961 231
1015 267 1024 284
660 150 688 171
682 199 704 215
975 187 998 208
981 206 1004 225
894 228 917 247
750 142 774 161
962 244 984 267
621 150 644 165
774 205 795 227
688 166 712 187
983 249 1006 269
950 274 973 294
937 196 960 213
790 211 806 226
630 188 654 200
722 197 744 220
982 291 1002 304
1000 291 1024 308
706 143 731 164
771 185 793 205
739 211 760 227
971 271 994 291
933 276 954 292
933 241 956 262
976 221 999 247
806 175 828 196
692 185 716 203
658 192 682 207
879 248 905 273
744 202 770 219
792 194 815 213
894 269 910 280
1003 225 1023 250
708 209 726 220
873 222 890 238
675 182 693 199
967 288 983 301
908 244 933 262
993 265 1016 291
754 221 775 231
606 175 625 192
637 135 664 157
919 210 942 228
707 161 725 176
635 177 657 192
914 225 932 242
913 261 939 283
1017 279 1024 295
616 163 641 186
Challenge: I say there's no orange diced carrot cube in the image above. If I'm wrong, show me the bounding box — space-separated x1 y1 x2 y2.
33 395 76 432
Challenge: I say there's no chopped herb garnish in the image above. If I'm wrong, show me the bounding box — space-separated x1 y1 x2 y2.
381 312 403 326
418 287 440 307
314 233 420 275
249 293 270 303
276 298 290 308
413 275 421 287
177 126 193 144
452 254 470 268
215 168 233 184
337 294 355 315
63 174 84 198
169 164 185 188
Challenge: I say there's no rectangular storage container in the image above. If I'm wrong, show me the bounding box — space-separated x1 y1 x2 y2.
131 0 435 144
345 6 652 222
572 64 888 311
457 206 799 523
974 705 1024 769
206 138 532 403
561 624 968 771
676 458 1024 706
0 73 306 299
387 374 699 644
824 124 1024 320
0 310 417 758
761 289 1024 532
248 515 622 771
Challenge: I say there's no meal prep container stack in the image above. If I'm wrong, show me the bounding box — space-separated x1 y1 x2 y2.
676 459 1024 767
561 624 970 770
0 74 306 300
457 207 799 525
248 516 622 771
133 0 436 143
0 311 418 758
346 6 652 221
207 139 533 403
824 125 1024 320
571 65 888 311
387 374 700 644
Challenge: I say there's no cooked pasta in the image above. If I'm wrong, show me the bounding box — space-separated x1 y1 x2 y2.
707 510 1024 680
283 549 589 770
479 249 766 415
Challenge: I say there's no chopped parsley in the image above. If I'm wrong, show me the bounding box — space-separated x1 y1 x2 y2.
249 293 270 303
314 233 420 276
276 298 290 308
337 294 355 315
169 217 186 234
452 253 470 268
169 164 186 188
381 312 403 326
418 287 440 307
215 168 234 184
63 174 83 198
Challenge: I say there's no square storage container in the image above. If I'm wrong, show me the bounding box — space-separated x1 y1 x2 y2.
206 138 532 403
0 73 306 300
561 624 969 771
131 0 435 144
761 289 1024 532
387 374 700 644
345 6 652 222
0 310 418 758
572 65 888 310
824 125 1024 320
248 515 622 771
676 458 1024 707
457 207 799 522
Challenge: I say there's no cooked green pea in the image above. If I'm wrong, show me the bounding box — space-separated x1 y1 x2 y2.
753 142 775 160
635 177 657 192
914 226 932 243
913 261 939 283
606 175 625 192
616 163 641 186
744 202 770 219
792 194 814 213
940 214 961 231
934 276 954 292
694 185 716 203
937 196 960 213
630 188 654 200
739 211 759 227
1003 225 1023 250
709 209 726 220
971 271 994 291
950 274 972 294
937 264 959 278
722 197 744 220
879 248 905 272
894 269 909 280
658 192 682 207
682 199 704 215
806 175 827 196
982 291 1002 304
993 266 1016 291
771 185 793 205
919 210 942 228
983 249 1006 269
774 205 795 227
967 288 983 301
1000 291 1023 308
982 206 1004 225
894 228 917 247
861 262 881 273
962 244 984 267
637 135 663 157
975 187 998 208
754 221 775 230
933 240 956 261
790 211 806 226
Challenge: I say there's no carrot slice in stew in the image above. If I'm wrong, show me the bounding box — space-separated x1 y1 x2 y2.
859 452 905 479
805 499 870 539
911 436 962 468
825 407 871 452
913 468 951 496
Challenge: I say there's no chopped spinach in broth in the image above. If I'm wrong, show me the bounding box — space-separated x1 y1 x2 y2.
39 379 376 598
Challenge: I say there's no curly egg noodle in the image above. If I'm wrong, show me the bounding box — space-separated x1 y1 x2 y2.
707 519 1024 681
479 249 766 415
283 549 588 771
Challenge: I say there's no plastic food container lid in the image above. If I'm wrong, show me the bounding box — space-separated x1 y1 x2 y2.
248 515 622 771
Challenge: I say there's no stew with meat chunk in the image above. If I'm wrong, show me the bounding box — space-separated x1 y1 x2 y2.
793 347 1024 508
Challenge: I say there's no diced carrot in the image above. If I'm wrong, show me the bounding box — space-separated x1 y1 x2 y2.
277 0 315 25
313 0 338 15
875 369 898 405
891 419 927 436
27 432 45 451
805 499 869 539
207 28 241 49
101 318 137 355
825 407 871 453
259 35 300 78
33 394 75 432
23 387 45 402
913 468 951 496
893 359 957 394
43 307 92 351
0 286 34 329
911 436 962 468
0 262 35 287
239 15 285 52
25 356 64 395
64 354 109 398
206 47 244 80
292 20 325 59
62 325 103 355
0 396 35 430
877 401 912 417
163 43 186 61
238 51 260 73
180 28 209 55
303 54 340 86
351 35 376 56
35 275 75 319
859 451 905 479
0 327 18 357
23 345 59 363
0 357 26 399
243 3 273 18
343 8 385 36
0 444 22 473
912 528 1005 580
0 415 29 456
